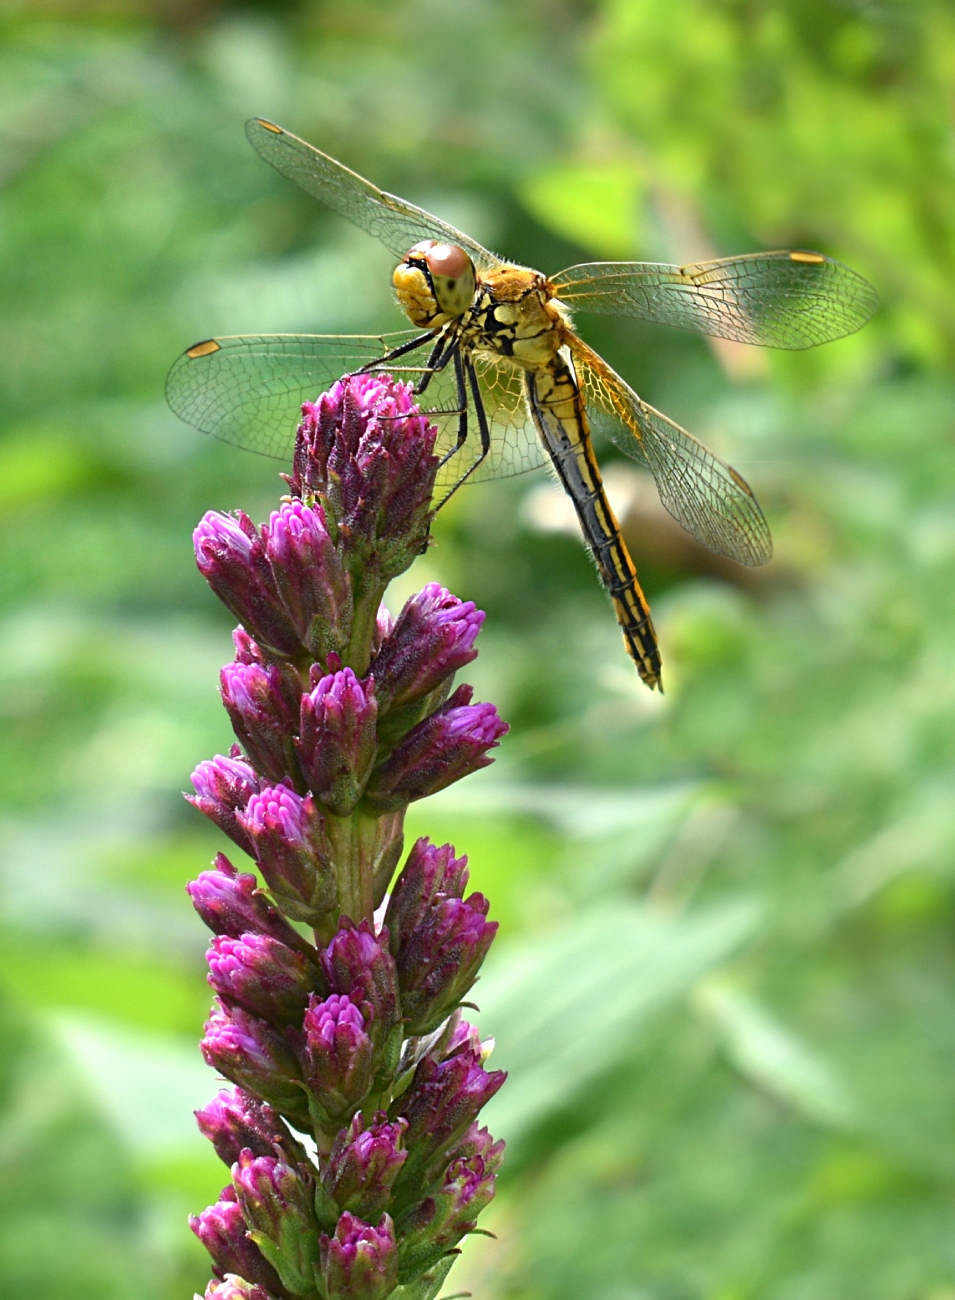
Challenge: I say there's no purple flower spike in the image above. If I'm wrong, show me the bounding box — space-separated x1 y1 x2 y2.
391 891 497 1036
290 375 438 578
220 660 301 785
399 1036 506 1181
237 786 335 927
262 499 353 661
365 684 508 812
194 510 303 658
300 992 375 1126
201 999 307 1124
371 583 485 711
202 1277 275 1300
187 750 261 856
317 1112 408 1226
195 1088 307 1168
297 668 378 816
321 920 401 1051
318 1210 398 1300
232 1153 320 1298
186 853 311 954
190 1185 288 1296
207 933 321 1026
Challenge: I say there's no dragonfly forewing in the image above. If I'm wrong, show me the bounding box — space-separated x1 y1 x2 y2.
246 120 504 274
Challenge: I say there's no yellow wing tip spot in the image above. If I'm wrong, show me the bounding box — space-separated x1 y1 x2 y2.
789 250 826 264
256 119 283 134
186 339 221 359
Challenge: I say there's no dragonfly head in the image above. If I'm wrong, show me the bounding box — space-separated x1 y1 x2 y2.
394 240 476 326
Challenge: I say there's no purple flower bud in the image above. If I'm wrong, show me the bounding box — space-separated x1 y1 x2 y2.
207 933 321 1026
296 668 378 815
187 751 261 856
384 838 469 952
289 375 438 578
195 1088 308 1168
261 499 353 661
190 1185 288 1296
237 786 336 927
396 1141 502 1282
371 584 484 710
186 853 312 954
399 1037 506 1181
391 892 497 1037
220 660 301 785
300 993 374 1125
373 604 394 654
194 510 303 658
318 1112 408 1225
201 999 307 1124
201 1277 275 1300
232 1152 319 1297
318 1211 398 1300
321 921 401 1050
365 685 508 812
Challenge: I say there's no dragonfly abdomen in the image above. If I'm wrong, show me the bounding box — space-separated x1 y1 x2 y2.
523 360 662 691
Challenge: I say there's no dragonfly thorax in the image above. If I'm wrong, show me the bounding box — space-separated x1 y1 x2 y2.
394 240 477 327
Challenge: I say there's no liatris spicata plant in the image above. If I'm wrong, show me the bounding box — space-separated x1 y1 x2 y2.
186 373 508 1300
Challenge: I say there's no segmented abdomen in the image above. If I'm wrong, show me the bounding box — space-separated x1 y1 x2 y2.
523 359 662 690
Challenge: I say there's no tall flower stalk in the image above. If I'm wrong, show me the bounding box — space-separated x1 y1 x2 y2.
186 375 508 1300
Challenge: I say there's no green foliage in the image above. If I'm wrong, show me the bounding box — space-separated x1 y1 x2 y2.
2 2 955 1299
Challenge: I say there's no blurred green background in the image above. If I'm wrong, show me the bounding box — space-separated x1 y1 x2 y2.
2 1 955 1297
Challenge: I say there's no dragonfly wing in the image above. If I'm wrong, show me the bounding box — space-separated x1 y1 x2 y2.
166 331 427 459
247 119 503 274
552 251 878 349
433 352 548 491
571 339 773 566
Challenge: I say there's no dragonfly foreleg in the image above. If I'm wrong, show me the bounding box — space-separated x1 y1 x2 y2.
357 328 439 376
413 330 459 397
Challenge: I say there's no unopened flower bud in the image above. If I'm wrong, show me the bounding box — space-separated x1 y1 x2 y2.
237 786 336 927
300 993 374 1125
392 891 497 1036
318 1211 398 1300
317 1112 407 1226
365 685 507 812
201 999 307 1124
296 668 378 815
200 1276 275 1300
186 854 311 954
289 375 438 580
220 660 301 785
232 1153 319 1297
262 499 352 660
321 921 400 1050
194 510 302 658
371 584 484 710
195 1088 308 1168
207 934 321 1026
190 1185 287 1296
396 1141 502 1283
187 751 261 856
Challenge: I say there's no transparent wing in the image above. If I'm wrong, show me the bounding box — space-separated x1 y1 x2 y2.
571 338 773 566
433 351 547 490
246 119 503 274
166 332 547 487
552 251 878 349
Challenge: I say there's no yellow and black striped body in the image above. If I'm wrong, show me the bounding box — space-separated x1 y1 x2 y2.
524 357 661 690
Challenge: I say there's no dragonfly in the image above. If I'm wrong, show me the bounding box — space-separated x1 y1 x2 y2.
167 119 878 691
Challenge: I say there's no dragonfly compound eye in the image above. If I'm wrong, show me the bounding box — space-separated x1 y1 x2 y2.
425 243 476 317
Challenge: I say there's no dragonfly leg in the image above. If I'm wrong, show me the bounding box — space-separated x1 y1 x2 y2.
431 354 492 511
357 328 439 375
